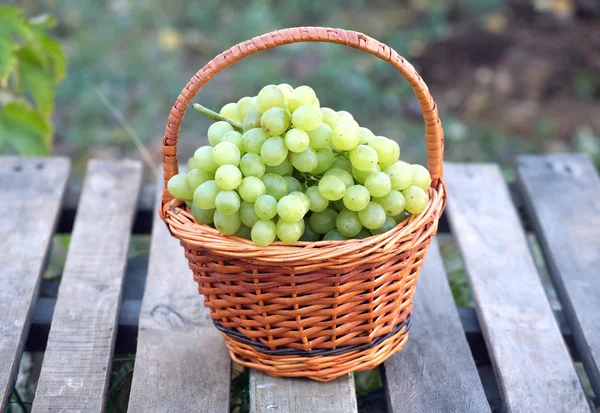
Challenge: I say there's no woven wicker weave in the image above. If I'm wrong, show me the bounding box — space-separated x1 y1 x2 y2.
160 27 447 382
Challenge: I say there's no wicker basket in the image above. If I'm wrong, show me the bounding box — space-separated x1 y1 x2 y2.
160 27 446 382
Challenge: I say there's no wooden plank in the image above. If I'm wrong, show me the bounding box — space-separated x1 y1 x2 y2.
383 238 490 413
444 163 591 413
127 171 231 413
31 160 142 412
250 371 357 413
517 154 600 398
0 157 70 410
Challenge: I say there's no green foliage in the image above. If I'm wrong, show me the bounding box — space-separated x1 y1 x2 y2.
0 6 65 155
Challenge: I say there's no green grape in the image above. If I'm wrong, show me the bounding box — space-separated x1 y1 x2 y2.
290 147 318 172
240 201 260 227
208 121 234 146
215 165 242 190
214 210 241 235
261 137 288 166
215 190 241 215
352 164 380 184
356 228 371 239
384 161 413 191
291 105 322 132
357 127 374 144
331 124 359 151
277 83 294 102
239 153 265 178
324 169 354 188
342 185 370 212
323 230 348 241
349 145 378 171
191 204 215 225
367 136 399 165
284 176 303 193
336 209 363 237
276 219 304 243
254 195 278 220
300 219 321 241
265 157 293 176
241 128 268 154
193 180 219 209
289 85 316 113
334 117 360 129
261 173 289 200
337 110 353 120
320 107 339 129
261 107 290 137
365 172 391 197
410 164 432 190
311 147 335 174
220 103 242 122
402 186 429 214
370 217 397 235
257 84 285 113
238 176 266 203
289 191 310 210
251 220 277 246
167 173 194 200
277 195 308 222
187 157 196 172
186 168 212 191
373 190 405 216
309 208 338 234
318 175 346 201
237 96 257 119
314 97 320 108
242 110 262 132
305 186 329 212
358 202 387 230
307 123 332 149
213 142 241 166
392 211 411 224
221 131 243 151
284 128 310 153
235 224 252 240
332 199 346 211
330 157 353 174
194 146 219 173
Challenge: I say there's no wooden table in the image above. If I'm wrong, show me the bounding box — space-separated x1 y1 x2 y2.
1 154 598 413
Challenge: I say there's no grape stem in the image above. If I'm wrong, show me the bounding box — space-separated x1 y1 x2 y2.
192 103 243 131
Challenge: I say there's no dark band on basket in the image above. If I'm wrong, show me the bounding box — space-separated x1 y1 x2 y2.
213 315 412 357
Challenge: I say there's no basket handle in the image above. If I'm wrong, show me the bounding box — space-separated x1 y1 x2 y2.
161 27 444 205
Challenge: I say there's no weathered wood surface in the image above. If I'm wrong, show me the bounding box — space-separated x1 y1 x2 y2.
250 371 357 413
31 160 142 412
518 154 600 398
444 163 591 413
0 157 70 411
127 171 231 413
383 238 490 413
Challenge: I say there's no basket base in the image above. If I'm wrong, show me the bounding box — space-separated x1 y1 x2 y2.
220 323 410 382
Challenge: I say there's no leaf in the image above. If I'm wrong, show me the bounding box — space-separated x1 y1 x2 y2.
16 45 56 118
0 99 51 155
35 33 66 81
0 6 35 86
0 6 33 41
0 38 17 87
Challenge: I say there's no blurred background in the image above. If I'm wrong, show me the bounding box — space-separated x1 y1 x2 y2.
2 0 600 181
2 1 599 412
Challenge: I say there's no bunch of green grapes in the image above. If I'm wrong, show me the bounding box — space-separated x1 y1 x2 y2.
167 84 432 246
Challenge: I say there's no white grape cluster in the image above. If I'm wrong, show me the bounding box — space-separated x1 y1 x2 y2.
167 84 431 246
